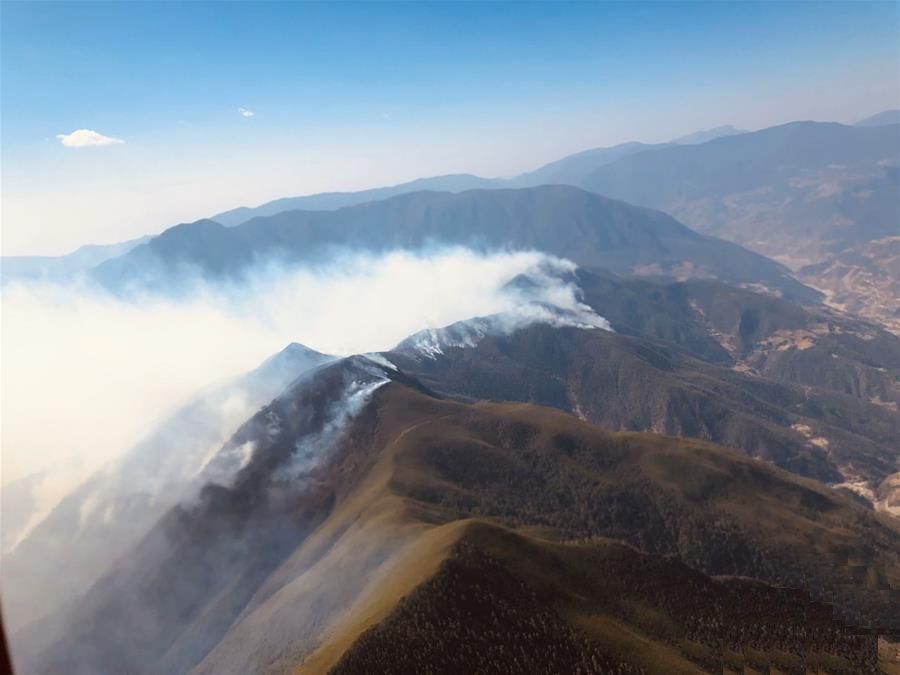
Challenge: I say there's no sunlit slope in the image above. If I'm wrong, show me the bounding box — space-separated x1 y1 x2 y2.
202 383 897 674
22 369 899 674
306 521 878 675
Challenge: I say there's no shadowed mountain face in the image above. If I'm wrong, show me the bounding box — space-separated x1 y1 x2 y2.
146 119 899 337
390 321 900 488
94 185 817 301
1 343 335 633
388 267 900 488
15 366 899 675
14 356 410 675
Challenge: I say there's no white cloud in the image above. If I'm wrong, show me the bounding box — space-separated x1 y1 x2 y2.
238 108 255 118
55 129 124 148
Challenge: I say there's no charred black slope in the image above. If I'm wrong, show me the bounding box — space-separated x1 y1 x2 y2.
93 186 816 301
19 362 900 674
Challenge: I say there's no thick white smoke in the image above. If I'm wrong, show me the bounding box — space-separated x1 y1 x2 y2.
1 247 594 541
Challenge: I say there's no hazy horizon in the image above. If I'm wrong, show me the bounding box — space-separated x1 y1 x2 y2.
2 0 898 256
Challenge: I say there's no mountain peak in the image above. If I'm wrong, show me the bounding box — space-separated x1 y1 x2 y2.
671 124 747 145
855 109 900 127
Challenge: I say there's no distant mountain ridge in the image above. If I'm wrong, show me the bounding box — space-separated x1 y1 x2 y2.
505 141 667 189
1 236 150 283
94 185 818 301
211 174 497 227
210 126 744 226
856 109 900 127
576 120 900 263
671 124 747 144
3 116 900 270
196 120 898 342
557 119 899 336
203 119 897 280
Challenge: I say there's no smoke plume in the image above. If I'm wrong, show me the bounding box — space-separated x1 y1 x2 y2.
1 247 597 542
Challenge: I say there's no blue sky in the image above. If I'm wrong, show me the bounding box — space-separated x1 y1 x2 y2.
2 1 898 255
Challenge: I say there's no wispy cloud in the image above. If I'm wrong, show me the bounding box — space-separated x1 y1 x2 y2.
55 129 124 148
238 108 255 118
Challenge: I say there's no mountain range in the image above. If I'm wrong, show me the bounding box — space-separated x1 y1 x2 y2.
94 185 817 302
206 124 744 227
193 118 896 333
5 116 896 335
4 112 900 673
857 109 900 127
0 236 150 283
576 122 899 266
204 124 745 227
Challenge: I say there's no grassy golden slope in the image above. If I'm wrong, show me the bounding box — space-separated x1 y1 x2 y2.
310 520 880 674
193 382 897 674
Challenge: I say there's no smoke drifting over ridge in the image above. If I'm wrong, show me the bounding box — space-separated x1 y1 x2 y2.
1 247 602 540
